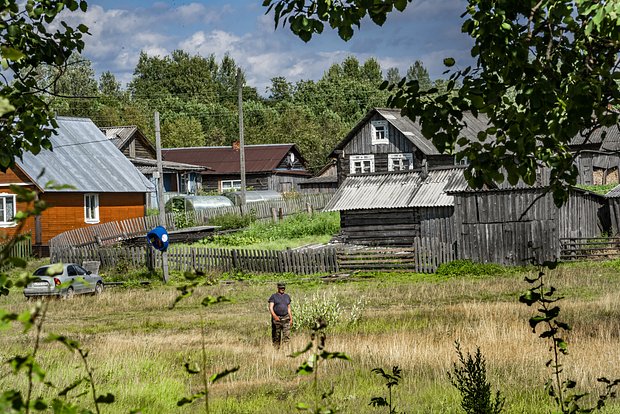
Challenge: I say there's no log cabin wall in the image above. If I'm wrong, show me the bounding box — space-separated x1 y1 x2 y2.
340 206 455 246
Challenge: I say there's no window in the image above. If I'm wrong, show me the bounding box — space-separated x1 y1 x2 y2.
84 194 99 224
350 155 375 174
0 194 16 226
221 180 241 192
388 153 414 171
371 120 389 145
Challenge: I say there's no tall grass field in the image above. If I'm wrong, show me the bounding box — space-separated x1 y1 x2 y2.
2 260 620 413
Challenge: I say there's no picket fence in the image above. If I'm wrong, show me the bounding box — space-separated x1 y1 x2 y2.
52 245 339 275
48 193 333 251
51 236 454 276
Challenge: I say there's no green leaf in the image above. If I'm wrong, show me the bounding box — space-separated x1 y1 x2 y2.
1 46 25 61
443 57 455 67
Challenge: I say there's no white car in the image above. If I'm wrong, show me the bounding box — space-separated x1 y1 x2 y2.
24 263 104 299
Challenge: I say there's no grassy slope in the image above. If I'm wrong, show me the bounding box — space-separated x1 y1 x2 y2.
3 261 620 413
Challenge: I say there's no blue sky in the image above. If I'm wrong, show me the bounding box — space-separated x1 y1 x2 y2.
62 0 474 94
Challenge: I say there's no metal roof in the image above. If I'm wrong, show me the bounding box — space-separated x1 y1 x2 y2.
605 184 620 198
443 167 553 193
162 144 310 176
324 168 463 212
569 124 620 151
100 126 140 150
17 117 154 193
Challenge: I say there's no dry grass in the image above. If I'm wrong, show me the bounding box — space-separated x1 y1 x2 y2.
2 263 620 413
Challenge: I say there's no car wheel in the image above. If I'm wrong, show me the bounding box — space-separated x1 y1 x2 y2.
63 286 75 300
94 282 103 295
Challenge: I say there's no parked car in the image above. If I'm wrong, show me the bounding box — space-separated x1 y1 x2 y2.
23 263 104 299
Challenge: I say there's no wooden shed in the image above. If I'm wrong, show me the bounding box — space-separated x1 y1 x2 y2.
324 167 461 246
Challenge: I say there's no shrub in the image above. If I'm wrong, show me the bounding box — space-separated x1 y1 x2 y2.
448 341 505 414
436 260 510 277
293 290 365 331
208 212 256 230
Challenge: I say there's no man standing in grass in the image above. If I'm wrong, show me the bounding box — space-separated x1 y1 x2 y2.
268 282 292 349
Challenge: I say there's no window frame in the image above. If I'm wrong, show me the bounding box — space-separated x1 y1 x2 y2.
0 193 16 227
350 154 375 174
371 120 389 145
220 179 242 192
388 153 414 172
84 193 100 224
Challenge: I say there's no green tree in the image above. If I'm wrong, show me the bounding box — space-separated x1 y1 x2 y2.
268 76 294 103
99 70 122 97
406 60 432 92
34 53 99 117
386 67 401 85
263 0 620 206
161 116 205 148
0 0 89 170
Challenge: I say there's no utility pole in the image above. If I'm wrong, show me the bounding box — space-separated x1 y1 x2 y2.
154 111 169 283
237 67 246 207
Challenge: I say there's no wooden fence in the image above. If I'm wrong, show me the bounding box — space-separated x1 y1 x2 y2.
51 245 339 276
560 237 620 261
337 237 455 273
48 193 333 251
1 238 32 260
51 237 455 276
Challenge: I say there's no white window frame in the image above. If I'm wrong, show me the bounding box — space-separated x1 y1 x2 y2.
388 153 414 172
371 120 389 145
350 155 375 174
84 193 99 224
221 179 241 192
0 193 16 227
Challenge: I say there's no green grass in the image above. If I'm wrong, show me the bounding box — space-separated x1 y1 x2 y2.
4 258 620 413
197 211 340 250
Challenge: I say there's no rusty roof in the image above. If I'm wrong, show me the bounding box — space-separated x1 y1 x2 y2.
162 144 310 176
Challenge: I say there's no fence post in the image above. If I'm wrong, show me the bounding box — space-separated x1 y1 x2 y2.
232 249 239 270
306 202 313 216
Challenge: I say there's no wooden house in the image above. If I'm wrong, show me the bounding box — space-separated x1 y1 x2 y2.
330 108 491 186
0 117 154 255
100 126 207 207
298 159 338 194
162 144 311 193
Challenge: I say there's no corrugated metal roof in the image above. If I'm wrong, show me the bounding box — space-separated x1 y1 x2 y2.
18 117 154 193
130 157 206 173
324 168 463 211
605 184 620 198
444 167 552 193
570 124 620 150
162 144 310 176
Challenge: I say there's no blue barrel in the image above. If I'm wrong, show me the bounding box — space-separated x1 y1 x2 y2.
147 226 169 251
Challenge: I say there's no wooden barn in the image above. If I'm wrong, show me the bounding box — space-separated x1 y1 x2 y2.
570 124 620 185
325 164 610 266
0 117 154 255
330 108 490 186
324 167 460 246
162 144 311 193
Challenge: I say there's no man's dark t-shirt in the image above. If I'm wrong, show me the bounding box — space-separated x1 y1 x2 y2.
268 293 291 316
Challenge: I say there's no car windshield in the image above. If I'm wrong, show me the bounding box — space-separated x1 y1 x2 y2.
33 266 63 277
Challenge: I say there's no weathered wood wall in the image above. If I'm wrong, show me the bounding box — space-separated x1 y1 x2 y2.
454 189 608 265
339 207 454 246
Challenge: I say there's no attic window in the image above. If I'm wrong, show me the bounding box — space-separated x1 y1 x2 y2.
371 120 389 145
